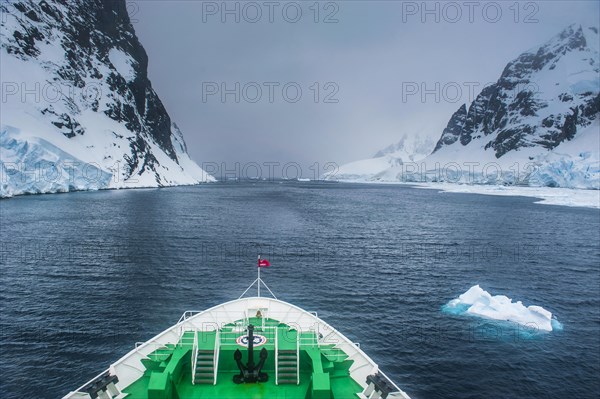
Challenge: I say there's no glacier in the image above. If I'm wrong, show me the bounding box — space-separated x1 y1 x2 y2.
1 126 112 197
326 134 435 181
1 123 215 198
0 0 215 198
326 24 600 195
443 285 562 333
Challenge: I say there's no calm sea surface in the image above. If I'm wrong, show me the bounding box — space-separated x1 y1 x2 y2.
1 181 599 398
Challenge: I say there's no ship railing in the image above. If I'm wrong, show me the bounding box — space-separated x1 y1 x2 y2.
227 318 250 333
244 308 267 329
297 333 319 348
213 328 220 385
296 331 300 385
212 325 319 352
218 328 279 335
177 309 323 337
275 327 279 385
191 330 198 385
136 341 175 349
177 327 197 348
178 310 203 324
217 326 278 347
133 341 174 362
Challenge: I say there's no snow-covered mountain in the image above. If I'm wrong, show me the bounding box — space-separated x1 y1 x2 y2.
0 0 214 198
426 24 599 188
326 135 435 181
328 24 599 189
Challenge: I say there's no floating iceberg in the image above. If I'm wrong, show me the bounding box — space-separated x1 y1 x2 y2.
444 285 561 332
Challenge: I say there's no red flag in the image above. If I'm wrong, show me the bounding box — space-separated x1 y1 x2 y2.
258 258 270 268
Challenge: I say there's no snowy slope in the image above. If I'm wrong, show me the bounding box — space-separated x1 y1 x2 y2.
326 135 435 181
328 24 599 189
0 0 214 198
425 24 599 188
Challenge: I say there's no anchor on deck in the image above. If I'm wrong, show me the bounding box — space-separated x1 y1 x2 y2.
233 324 269 384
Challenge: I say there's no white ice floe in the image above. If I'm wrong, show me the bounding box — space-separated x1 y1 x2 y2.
444 285 560 332
415 182 600 209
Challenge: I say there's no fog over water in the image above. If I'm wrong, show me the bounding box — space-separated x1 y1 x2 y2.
131 1 599 177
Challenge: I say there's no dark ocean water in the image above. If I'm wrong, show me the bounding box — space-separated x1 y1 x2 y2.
1 181 599 399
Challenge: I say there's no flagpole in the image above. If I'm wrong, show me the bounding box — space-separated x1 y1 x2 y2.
257 255 261 297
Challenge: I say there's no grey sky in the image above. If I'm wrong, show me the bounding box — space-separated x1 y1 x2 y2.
131 1 599 178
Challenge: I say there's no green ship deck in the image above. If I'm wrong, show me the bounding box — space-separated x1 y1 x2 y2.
122 317 363 399
65 296 410 399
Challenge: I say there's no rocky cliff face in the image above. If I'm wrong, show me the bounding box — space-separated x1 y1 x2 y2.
329 25 599 188
432 105 467 152
0 0 213 197
433 24 599 159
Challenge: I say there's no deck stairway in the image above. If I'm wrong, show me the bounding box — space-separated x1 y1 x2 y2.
121 317 370 398
277 350 298 384
275 326 299 385
194 350 215 384
192 330 219 385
